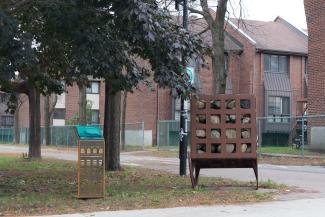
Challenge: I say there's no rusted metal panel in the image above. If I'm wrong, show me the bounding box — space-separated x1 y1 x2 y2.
190 94 257 159
189 94 258 189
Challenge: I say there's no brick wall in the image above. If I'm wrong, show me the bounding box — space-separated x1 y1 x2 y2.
304 0 325 150
125 84 172 146
65 85 80 121
305 0 325 115
225 24 258 113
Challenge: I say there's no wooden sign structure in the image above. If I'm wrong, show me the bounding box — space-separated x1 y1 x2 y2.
74 127 105 199
189 94 258 189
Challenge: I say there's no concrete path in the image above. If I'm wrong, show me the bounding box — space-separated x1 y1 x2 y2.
33 198 325 217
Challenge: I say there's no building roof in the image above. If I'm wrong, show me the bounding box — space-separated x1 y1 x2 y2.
228 17 308 55
188 17 243 54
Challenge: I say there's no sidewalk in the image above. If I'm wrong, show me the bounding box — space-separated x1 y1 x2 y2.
33 198 325 217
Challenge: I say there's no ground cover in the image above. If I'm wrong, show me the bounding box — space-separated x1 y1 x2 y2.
258 146 321 156
0 154 289 216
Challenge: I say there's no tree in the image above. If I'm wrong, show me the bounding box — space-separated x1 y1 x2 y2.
168 0 242 94
44 94 57 146
43 0 203 170
2 0 203 167
185 0 229 94
78 84 87 126
0 9 64 158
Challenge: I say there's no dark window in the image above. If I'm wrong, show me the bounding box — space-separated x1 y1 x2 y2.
90 110 99 125
268 96 290 123
53 108 66 119
264 54 288 73
225 54 229 72
0 93 8 103
1 115 14 127
86 81 100 94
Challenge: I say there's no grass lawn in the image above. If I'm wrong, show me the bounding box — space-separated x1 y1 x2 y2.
0 155 289 216
258 146 325 156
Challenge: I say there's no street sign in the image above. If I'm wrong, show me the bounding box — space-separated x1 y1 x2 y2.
186 67 194 84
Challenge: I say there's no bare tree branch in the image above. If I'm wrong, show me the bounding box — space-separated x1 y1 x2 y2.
197 26 210 36
200 0 214 25
187 6 204 16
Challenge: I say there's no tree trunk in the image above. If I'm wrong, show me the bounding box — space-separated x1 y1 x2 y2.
211 0 227 94
78 84 87 125
28 86 41 158
197 0 228 95
104 83 121 171
121 91 127 151
44 95 50 146
13 100 20 144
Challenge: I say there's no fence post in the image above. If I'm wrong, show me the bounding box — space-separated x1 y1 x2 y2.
142 121 145 150
301 116 305 158
157 121 160 151
66 127 69 148
8 128 11 143
167 122 170 148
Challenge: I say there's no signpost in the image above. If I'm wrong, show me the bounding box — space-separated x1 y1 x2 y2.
177 0 189 176
74 126 105 198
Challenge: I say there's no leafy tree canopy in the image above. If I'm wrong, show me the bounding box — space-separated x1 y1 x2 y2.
1 0 203 98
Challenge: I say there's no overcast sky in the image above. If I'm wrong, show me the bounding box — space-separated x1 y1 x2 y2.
207 0 307 29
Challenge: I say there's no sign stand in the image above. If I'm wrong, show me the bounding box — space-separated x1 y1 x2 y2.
74 126 105 198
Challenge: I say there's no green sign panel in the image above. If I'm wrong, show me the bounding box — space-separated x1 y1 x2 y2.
186 67 194 84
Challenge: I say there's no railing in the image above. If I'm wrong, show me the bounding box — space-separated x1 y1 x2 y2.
0 122 145 150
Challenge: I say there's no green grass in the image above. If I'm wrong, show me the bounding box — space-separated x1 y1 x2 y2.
0 155 287 216
258 146 322 156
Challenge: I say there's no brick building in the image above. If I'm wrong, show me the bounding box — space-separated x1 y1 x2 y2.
14 16 308 146
304 0 325 150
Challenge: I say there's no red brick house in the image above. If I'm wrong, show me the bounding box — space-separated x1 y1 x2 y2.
15 16 308 146
225 17 308 146
304 0 325 150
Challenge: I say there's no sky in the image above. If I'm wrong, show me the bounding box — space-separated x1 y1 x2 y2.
207 0 307 29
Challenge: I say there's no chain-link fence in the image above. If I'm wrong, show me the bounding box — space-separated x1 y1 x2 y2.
121 122 145 150
257 115 325 157
0 128 13 144
1 122 145 150
157 120 190 150
157 116 325 156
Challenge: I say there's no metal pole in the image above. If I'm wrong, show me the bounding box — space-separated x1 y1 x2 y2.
179 0 188 176
142 121 145 150
301 116 305 158
157 120 160 151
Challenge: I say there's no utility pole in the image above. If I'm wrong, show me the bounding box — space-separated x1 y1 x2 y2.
176 0 189 176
